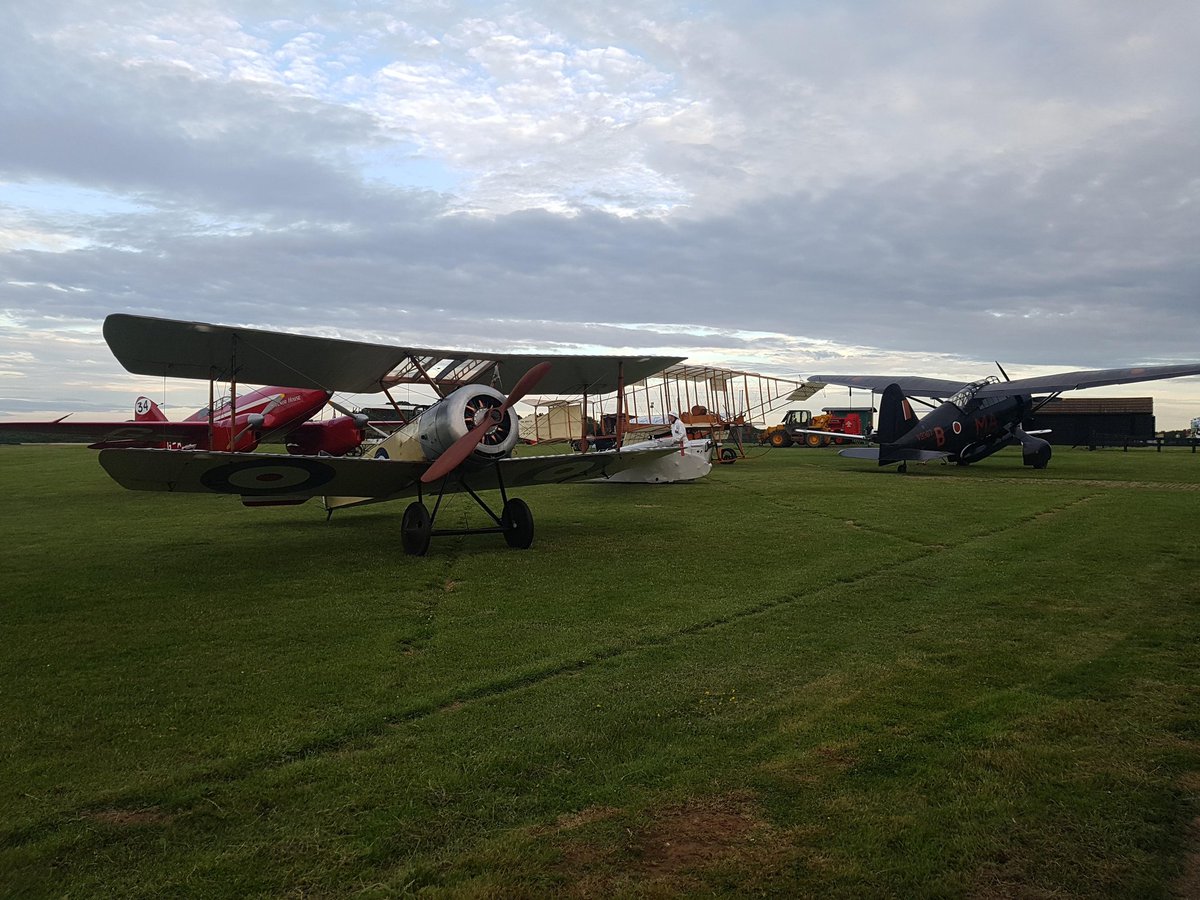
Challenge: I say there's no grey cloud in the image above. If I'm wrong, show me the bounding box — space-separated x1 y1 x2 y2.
7 113 1196 371
0 18 437 223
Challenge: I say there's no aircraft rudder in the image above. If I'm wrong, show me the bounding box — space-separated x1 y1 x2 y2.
133 396 168 422
876 383 918 444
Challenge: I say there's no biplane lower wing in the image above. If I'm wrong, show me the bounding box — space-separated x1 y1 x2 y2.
97 448 675 505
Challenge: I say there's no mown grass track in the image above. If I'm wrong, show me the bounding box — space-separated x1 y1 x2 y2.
1 444 1198 896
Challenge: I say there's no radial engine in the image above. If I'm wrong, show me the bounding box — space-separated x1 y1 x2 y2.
417 385 520 464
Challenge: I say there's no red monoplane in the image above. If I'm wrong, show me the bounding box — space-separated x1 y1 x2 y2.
0 384 368 456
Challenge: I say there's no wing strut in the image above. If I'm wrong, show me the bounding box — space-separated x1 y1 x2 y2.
615 361 626 449
380 386 411 425
405 355 448 400
1030 391 1063 415
228 335 238 452
208 369 215 449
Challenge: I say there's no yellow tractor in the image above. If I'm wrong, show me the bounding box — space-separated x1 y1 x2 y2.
758 409 864 447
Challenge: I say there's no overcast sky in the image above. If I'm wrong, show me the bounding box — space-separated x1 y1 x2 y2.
2 1 1199 426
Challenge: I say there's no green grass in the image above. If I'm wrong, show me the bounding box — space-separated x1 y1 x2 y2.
1 444 1198 897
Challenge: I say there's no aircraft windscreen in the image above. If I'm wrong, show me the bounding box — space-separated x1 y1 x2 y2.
949 376 1000 410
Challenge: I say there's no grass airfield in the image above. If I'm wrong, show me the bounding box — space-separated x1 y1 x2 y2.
1 443 1199 897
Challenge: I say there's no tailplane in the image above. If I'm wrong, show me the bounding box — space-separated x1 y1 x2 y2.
838 446 947 464
133 396 168 422
838 447 881 461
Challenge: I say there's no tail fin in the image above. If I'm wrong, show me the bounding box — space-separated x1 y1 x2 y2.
876 383 918 444
133 396 167 422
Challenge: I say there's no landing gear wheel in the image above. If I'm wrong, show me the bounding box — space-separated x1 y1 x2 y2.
501 498 534 549
401 501 432 556
719 447 738 464
897 462 908 474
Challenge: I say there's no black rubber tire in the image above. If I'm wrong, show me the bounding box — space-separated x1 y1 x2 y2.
501 498 535 549
719 447 738 464
401 501 432 556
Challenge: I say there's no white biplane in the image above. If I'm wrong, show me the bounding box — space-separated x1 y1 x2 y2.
97 314 684 555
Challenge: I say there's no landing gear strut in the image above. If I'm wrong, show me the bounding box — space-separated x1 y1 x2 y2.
402 462 535 556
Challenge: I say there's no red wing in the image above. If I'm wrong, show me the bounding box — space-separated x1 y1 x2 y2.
0 420 212 447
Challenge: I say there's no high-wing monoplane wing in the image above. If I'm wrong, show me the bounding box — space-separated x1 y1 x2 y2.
103 314 682 396
97 447 676 505
804 375 967 397
973 363 1200 397
809 364 1200 399
0 420 212 446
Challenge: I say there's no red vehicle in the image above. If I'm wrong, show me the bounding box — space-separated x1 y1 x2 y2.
759 408 867 448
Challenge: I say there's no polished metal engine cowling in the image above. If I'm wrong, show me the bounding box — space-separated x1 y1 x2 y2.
417 385 519 464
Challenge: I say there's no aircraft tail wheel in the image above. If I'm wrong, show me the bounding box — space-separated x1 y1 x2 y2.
501 498 535 549
401 501 432 556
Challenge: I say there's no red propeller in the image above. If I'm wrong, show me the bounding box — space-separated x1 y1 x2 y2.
420 362 552 484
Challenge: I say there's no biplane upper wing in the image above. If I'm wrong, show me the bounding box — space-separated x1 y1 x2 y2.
103 314 682 396
97 447 676 503
0 419 212 446
805 375 967 397
974 363 1200 396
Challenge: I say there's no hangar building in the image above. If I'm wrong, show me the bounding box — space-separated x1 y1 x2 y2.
1024 397 1154 447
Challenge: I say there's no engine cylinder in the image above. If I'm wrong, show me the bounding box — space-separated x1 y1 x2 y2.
417 385 520 464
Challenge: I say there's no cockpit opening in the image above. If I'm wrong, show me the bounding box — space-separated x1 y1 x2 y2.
949 375 1000 411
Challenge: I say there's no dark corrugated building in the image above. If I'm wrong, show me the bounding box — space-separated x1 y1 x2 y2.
1024 397 1155 446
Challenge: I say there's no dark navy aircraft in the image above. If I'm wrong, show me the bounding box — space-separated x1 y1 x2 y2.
804 363 1200 472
